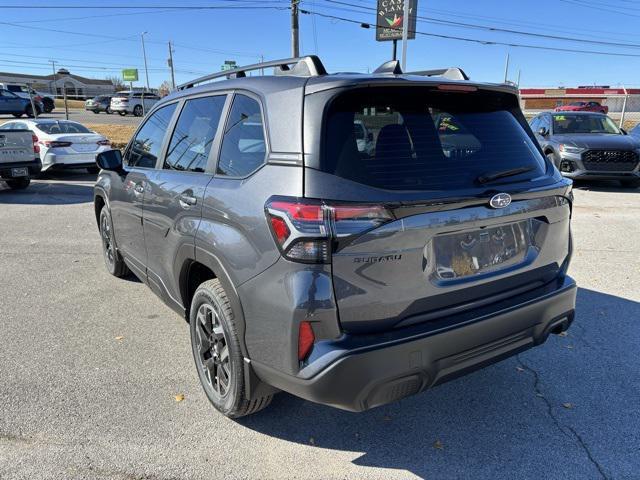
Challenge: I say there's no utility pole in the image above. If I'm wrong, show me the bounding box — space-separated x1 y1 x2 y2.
291 0 299 57
168 41 176 91
516 69 521 87
401 0 410 71
141 32 150 91
503 52 510 83
49 60 57 97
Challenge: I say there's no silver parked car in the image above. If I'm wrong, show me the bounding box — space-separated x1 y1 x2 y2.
110 91 160 117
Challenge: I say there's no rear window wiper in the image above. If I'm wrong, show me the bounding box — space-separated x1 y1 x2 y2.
476 166 535 184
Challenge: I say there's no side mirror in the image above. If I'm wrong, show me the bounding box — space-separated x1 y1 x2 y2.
96 149 123 171
538 127 549 136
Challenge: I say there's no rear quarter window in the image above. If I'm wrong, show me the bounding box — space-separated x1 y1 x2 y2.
321 87 546 191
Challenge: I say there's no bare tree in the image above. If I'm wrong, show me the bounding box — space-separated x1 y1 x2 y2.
106 75 125 91
158 80 172 97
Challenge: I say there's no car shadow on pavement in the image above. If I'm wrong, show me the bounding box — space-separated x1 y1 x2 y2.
0 170 95 205
573 179 639 193
238 287 640 479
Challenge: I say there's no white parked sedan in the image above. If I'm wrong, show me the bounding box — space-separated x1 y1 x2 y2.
0 119 111 173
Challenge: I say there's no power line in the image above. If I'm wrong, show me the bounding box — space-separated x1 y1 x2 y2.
299 8 640 58
320 0 640 49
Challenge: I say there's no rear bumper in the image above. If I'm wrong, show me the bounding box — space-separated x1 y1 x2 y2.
0 158 42 177
252 276 577 412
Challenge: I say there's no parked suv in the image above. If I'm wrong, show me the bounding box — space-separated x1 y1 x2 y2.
109 90 160 117
94 57 576 418
531 111 640 188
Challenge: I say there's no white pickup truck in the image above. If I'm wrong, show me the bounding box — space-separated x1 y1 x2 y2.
0 129 41 190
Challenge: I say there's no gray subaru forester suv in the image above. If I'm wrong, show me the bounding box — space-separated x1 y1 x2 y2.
94 56 576 418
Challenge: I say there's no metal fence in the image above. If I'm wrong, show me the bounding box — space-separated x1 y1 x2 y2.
520 91 640 130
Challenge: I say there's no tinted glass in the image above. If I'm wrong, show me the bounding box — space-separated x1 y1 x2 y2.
322 87 546 191
36 122 91 134
164 95 225 173
127 103 177 168
552 114 620 134
217 94 266 177
529 117 540 132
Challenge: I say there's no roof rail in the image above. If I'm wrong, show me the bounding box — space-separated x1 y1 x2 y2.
177 55 327 90
407 67 470 81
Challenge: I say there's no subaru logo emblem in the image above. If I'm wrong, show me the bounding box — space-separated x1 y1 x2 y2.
489 193 511 209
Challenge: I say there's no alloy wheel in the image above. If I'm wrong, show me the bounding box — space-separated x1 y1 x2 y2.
195 303 231 398
100 213 115 269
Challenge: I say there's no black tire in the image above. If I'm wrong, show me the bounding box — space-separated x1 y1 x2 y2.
190 279 273 418
106 106 112 115
133 105 143 117
12 113 22 118
43 99 54 113
5 177 30 190
99 207 129 278
620 178 640 189
118 111 127 116
25 105 35 118
87 166 100 174
92 110 100 114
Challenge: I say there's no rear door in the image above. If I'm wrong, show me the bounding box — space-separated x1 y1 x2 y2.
109 102 178 278
0 90 22 113
143 94 227 309
304 85 571 333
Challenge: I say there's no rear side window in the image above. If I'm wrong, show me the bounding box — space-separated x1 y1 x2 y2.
322 87 546 191
217 94 266 177
127 103 177 168
164 95 226 173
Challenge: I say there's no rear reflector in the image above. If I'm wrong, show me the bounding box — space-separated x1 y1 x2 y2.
298 321 315 361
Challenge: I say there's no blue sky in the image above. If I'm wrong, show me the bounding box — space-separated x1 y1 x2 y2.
2 0 640 89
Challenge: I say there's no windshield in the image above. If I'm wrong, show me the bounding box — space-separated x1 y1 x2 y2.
569 102 586 107
321 87 546 191
552 114 620 134
36 122 92 134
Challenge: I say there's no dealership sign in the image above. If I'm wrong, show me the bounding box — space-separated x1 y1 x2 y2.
376 0 418 42
122 69 139 82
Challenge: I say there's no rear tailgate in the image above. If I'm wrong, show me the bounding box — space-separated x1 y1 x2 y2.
0 130 34 165
329 193 570 332
303 83 572 333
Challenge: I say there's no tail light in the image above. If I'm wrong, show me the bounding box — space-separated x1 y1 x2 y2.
265 197 393 264
32 135 39 154
34 95 43 102
43 141 72 148
97 139 110 146
298 321 315 361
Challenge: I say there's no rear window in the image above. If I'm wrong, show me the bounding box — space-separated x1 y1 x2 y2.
321 87 546 190
36 122 91 134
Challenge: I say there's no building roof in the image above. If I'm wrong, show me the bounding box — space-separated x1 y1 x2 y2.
520 87 640 96
0 71 113 86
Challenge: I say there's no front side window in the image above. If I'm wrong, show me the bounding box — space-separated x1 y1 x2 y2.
217 94 266 177
127 103 177 168
164 95 226 173
322 87 546 191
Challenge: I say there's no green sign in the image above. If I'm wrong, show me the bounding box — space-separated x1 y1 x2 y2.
122 69 139 82
221 60 237 71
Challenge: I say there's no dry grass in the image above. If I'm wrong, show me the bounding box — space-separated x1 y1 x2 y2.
85 124 136 149
53 98 86 109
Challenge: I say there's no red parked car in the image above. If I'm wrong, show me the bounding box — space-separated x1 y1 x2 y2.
555 101 608 114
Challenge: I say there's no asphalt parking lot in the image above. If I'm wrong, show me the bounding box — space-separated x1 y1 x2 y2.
0 175 638 480
0 109 141 126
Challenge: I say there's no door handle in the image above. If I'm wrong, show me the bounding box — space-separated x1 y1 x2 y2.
178 193 197 208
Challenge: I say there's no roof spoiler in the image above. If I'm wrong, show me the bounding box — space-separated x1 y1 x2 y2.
373 60 470 81
177 56 327 91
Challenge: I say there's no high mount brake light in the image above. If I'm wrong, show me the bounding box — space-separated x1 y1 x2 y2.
265 198 393 264
437 84 478 92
